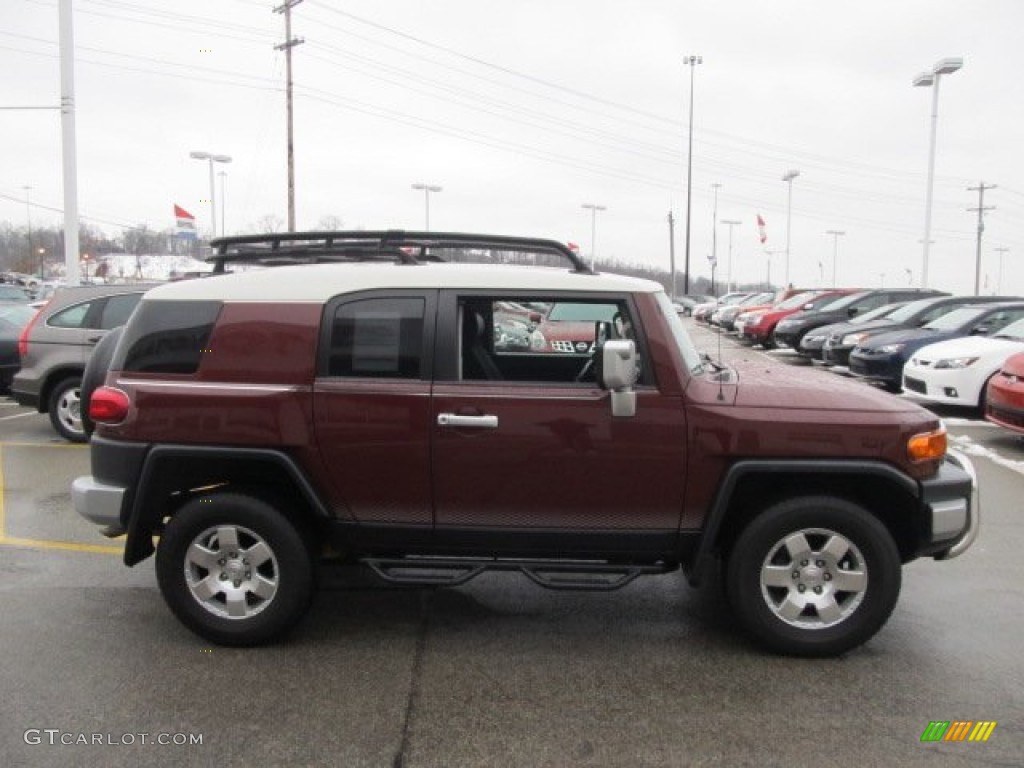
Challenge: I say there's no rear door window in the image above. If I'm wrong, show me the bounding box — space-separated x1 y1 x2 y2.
325 297 426 379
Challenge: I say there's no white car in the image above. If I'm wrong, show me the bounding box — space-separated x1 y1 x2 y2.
902 318 1024 408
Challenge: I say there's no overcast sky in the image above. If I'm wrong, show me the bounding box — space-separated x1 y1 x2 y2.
2 0 1023 295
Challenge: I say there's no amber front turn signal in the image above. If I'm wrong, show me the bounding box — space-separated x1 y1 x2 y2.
907 426 947 463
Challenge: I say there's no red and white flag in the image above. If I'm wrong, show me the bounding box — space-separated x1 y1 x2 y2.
756 214 767 244
174 204 197 239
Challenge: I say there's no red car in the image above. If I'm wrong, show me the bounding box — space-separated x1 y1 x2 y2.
529 301 620 354
985 351 1024 434
735 289 854 348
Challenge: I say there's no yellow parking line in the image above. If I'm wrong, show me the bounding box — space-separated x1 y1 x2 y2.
0 534 123 555
0 443 122 556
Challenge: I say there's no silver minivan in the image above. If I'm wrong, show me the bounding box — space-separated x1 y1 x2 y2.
12 284 154 441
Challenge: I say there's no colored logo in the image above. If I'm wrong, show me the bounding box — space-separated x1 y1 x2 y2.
921 721 996 742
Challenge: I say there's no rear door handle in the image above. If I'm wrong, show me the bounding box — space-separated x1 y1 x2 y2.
437 413 499 429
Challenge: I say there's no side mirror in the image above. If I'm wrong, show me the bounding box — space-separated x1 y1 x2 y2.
970 325 990 336
597 339 638 417
848 307 859 317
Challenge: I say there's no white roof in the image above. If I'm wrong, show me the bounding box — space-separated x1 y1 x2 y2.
143 262 663 303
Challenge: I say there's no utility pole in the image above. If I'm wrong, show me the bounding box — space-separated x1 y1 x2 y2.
967 182 996 296
994 247 1009 294
667 210 677 300
274 0 304 232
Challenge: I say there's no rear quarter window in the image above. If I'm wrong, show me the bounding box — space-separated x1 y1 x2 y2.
112 300 221 374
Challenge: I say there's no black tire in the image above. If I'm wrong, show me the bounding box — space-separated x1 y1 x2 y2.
156 493 315 646
977 372 997 415
725 496 901 657
47 376 86 443
81 326 123 439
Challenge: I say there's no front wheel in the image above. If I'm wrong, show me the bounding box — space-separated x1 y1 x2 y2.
156 493 315 646
726 496 901 657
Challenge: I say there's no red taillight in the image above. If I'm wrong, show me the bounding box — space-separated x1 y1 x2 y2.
89 386 130 424
17 304 46 359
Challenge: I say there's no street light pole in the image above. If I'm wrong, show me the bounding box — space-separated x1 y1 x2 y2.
721 219 740 293
189 151 232 238
218 170 227 236
581 203 606 270
782 169 800 287
682 54 702 295
411 183 442 231
995 247 1009 294
22 185 34 276
826 229 845 286
913 57 963 289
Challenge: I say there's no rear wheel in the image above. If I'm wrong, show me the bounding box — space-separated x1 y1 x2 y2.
726 496 901 657
156 493 315 646
48 376 85 443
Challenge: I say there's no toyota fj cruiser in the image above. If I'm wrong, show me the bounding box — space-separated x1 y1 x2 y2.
72 231 978 656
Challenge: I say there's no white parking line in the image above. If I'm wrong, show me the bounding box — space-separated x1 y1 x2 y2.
0 412 37 421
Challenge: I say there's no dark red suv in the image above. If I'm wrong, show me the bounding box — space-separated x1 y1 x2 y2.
72 231 978 656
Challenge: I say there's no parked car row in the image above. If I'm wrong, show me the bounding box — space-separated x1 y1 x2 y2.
694 287 1024 437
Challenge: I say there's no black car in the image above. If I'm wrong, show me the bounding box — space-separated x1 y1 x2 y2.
0 303 38 392
798 302 909 361
773 288 946 352
820 294 1023 367
848 301 1024 391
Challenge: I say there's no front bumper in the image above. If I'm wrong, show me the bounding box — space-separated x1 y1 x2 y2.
821 343 853 367
848 352 903 385
923 450 979 560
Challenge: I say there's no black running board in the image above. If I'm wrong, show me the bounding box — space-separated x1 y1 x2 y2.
362 556 677 591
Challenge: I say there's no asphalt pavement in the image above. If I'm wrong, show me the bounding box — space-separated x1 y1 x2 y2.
1 331 1022 767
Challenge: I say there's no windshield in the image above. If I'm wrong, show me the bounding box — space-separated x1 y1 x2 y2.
993 318 1024 340
816 291 868 311
655 292 703 375
0 304 36 328
0 285 30 301
741 291 775 306
924 306 989 331
850 302 907 324
886 297 941 323
775 290 821 310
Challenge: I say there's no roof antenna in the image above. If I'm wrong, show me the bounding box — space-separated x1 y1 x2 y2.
717 314 725 401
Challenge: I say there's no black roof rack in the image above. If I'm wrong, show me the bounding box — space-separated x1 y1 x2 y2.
206 230 594 275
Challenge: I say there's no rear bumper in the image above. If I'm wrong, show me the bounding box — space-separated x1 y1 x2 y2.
71 475 126 536
9 382 40 409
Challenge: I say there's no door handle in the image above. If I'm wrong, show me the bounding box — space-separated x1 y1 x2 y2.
437 413 499 429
